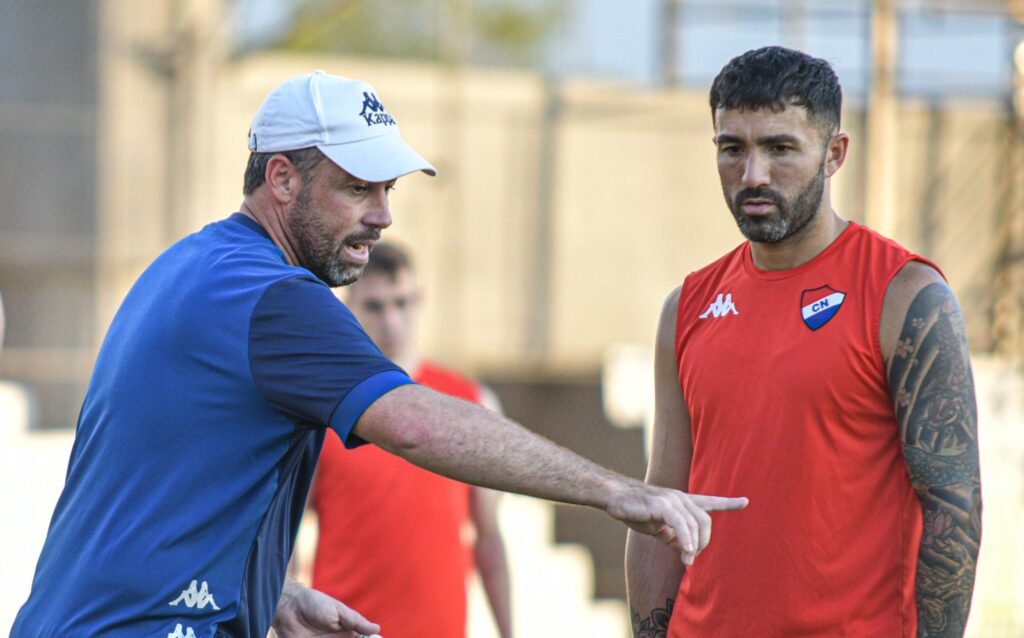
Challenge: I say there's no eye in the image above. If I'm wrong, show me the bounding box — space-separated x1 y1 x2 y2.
364 300 384 313
719 144 742 156
385 182 398 194
770 144 793 155
349 184 369 196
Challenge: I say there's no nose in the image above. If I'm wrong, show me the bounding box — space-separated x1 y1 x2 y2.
741 152 771 189
364 189 393 229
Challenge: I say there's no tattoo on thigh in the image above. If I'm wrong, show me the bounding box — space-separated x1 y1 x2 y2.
631 598 675 638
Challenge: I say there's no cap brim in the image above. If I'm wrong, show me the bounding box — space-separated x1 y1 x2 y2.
318 134 436 182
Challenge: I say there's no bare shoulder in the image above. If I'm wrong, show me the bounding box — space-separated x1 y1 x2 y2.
879 261 951 365
658 285 683 327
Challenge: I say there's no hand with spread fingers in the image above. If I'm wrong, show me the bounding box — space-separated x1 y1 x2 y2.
608 481 748 565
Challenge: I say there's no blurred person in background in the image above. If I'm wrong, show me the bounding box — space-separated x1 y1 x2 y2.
13 70 747 638
626 46 981 638
306 242 512 638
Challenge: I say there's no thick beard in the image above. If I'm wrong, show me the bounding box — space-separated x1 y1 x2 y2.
726 162 825 244
288 186 364 287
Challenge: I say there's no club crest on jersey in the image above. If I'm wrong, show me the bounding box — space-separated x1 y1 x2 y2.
800 285 846 331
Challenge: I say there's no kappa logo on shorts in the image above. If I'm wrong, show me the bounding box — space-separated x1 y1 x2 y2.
169 579 221 611
167 623 198 638
359 91 396 127
699 293 739 319
800 285 846 331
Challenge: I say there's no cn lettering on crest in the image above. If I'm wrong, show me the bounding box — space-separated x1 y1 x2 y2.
359 91 396 127
800 285 846 331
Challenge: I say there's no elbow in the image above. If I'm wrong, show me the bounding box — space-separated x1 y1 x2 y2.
374 413 437 457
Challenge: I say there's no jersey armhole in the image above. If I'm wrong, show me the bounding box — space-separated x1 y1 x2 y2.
871 256 946 373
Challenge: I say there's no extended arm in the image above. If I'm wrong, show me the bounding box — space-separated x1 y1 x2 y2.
882 263 982 637
625 287 696 637
353 363 747 567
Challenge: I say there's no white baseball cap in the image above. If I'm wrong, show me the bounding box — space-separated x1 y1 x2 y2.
247 70 436 182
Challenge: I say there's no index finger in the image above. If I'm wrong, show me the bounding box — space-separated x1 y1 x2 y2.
690 495 749 512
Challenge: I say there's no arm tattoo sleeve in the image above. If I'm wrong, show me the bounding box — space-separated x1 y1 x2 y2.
631 598 675 638
887 282 982 637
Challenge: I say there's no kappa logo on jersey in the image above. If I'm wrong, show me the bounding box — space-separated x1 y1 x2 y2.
800 285 846 331
167 623 197 638
699 293 739 319
169 579 221 611
359 91 396 127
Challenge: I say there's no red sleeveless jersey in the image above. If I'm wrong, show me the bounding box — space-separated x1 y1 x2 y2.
311 361 481 638
671 222 937 637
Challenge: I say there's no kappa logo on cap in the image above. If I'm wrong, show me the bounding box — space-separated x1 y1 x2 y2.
359 91 396 127
800 285 846 331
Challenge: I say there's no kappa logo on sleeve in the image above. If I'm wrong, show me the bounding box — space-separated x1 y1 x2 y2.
800 285 846 330
169 579 221 611
358 91 397 127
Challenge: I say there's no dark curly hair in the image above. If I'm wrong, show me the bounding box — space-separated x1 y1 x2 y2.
710 46 842 134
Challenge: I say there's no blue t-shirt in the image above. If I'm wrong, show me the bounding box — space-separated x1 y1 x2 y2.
12 214 413 638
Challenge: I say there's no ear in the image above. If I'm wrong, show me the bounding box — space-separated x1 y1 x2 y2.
264 154 305 204
824 132 849 178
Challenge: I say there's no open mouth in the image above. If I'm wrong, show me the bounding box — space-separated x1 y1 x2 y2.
342 240 374 264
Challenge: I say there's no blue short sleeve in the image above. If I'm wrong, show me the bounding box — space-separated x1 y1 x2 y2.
249 276 414 446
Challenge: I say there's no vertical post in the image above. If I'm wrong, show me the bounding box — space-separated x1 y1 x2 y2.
782 0 806 52
526 74 560 361
864 0 898 237
434 0 470 362
659 0 682 86
993 21 1024 360
165 0 225 241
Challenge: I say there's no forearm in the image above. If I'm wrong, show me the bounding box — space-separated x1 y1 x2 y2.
358 384 628 509
625 529 684 638
914 489 981 637
475 533 513 638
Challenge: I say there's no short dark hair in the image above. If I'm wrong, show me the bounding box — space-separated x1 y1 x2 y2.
710 46 842 134
242 147 326 195
363 242 413 280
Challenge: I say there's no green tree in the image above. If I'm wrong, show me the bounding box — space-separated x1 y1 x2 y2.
277 0 569 68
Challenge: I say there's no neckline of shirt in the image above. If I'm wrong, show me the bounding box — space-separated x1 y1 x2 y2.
741 220 858 281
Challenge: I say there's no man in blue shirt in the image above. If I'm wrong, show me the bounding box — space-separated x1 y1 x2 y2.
13 70 748 638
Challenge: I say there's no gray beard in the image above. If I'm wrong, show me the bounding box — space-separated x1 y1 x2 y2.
288 187 364 287
727 162 825 244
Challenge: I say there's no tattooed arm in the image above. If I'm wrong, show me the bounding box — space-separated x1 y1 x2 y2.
881 263 982 638
625 288 693 637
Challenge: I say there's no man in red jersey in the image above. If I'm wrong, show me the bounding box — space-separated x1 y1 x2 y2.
626 46 981 638
309 242 512 638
